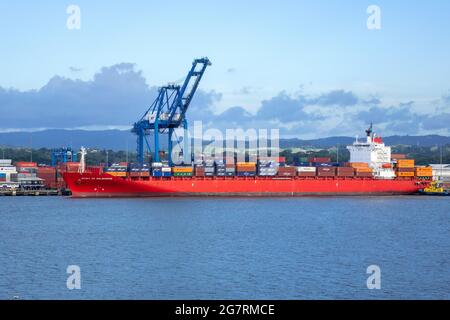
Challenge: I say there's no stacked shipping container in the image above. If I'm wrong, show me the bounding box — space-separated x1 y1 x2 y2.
236 162 256 177
415 167 433 179
395 159 415 177
173 166 193 177
258 158 278 176
347 162 373 178
98 155 434 182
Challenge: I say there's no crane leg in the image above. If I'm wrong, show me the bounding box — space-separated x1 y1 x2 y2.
168 128 174 166
154 122 160 163
137 130 144 164
183 120 190 165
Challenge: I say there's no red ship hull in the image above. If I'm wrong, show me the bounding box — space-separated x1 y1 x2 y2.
63 172 428 198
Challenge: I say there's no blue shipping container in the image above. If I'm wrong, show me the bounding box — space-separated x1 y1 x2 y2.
237 172 256 177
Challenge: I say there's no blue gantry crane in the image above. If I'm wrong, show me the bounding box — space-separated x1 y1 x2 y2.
132 57 211 165
51 147 78 166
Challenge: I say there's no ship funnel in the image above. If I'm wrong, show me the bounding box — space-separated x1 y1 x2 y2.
366 123 373 143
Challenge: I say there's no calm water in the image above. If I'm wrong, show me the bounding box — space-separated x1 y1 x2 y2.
0 196 449 300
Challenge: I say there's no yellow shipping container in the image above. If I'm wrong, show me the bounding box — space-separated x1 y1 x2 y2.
396 171 414 177
172 167 193 173
397 159 415 168
415 167 433 177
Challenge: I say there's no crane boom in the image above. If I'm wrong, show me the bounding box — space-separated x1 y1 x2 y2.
132 58 211 165
171 57 211 123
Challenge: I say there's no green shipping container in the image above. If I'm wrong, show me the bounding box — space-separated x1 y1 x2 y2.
173 172 193 177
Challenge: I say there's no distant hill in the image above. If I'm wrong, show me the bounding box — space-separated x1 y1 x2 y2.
0 129 136 151
1 129 449 151
279 135 450 148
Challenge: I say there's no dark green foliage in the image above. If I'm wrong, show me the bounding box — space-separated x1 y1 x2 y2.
1 145 449 166
0 147 136 166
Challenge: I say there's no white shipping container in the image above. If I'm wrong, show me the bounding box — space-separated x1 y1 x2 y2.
297 167 316 172
161 167 171 172
0 166 17 173
152 162 163 167
0 159 12 166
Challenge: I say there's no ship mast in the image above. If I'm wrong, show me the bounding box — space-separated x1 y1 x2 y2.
78 147 87 174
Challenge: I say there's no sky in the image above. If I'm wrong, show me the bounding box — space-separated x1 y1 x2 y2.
0 0 449 138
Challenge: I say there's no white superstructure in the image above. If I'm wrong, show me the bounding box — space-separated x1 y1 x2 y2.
346 124 396 179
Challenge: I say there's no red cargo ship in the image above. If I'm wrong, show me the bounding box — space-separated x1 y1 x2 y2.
61 58 431 198
63 171 427 198
63 127 430 198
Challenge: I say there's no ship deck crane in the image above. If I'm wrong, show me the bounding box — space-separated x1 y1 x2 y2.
132 57 211 165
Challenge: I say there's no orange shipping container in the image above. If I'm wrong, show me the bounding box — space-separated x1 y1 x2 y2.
415 167 433 177
107 172 127 177
130 172 149 178
397 159 415 168
236 166 256 172
172 167 193 173
236 162 256 167
355 167 372 173
349 162 369 168
396 171 414 177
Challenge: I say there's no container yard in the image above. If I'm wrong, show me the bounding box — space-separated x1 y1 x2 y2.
0 151 74 196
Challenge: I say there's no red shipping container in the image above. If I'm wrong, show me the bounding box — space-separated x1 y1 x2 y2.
277 167 296 177
15 161 37 168
336 167 355 177
37 172 57 188
308 157 331 163
356 172 373 177
129 172 142 178
195 167 205 177
38 167 56 174
391 154 406 160
298 172 316 177
317 167 336 177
